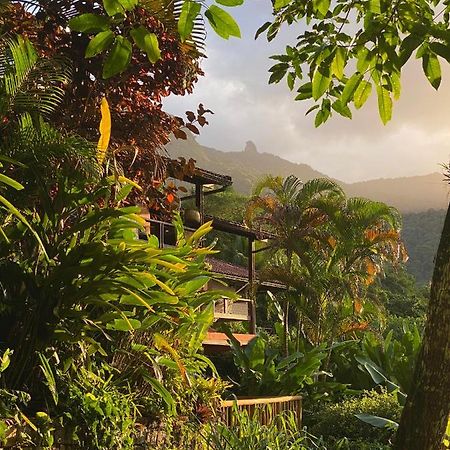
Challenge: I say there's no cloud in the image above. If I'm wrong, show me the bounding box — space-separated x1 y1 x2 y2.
163 3 450 183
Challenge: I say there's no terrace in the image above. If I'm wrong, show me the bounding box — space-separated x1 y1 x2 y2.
143 160 284 348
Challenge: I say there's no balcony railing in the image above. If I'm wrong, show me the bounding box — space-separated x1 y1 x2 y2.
214 298 252 322
219 396 302 428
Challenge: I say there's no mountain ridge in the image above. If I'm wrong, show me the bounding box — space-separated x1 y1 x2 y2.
166 136 449 213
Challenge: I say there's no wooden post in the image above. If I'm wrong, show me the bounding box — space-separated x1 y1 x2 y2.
195 182 204 224
248 238 257 334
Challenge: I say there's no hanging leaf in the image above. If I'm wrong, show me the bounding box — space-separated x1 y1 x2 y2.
118 0 138 10
422 52 441 90
376 84 392 125
312 67 331 100
85 30 114 58
274 0 291 10
130 26 161 63
391 71 401 100
68 13 110 33
216 0 244 5
341 73 363 105
102 36 132 78
354 80 372 109
178 1 202 41
312 0 330 17
205 5 241 39
368 0 381 14
331 47 346 80
103 0 124 16
97 97 111 164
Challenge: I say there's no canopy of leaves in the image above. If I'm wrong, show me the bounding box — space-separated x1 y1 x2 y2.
260 0 450 125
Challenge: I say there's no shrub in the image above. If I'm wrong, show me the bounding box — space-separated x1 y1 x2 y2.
307 389 401 448
206 408 326 450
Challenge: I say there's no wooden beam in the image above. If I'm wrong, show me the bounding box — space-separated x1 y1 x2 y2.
248 238 257 334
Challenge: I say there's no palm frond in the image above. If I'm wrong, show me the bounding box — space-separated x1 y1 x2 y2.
0 35 71 122
252 174 284 197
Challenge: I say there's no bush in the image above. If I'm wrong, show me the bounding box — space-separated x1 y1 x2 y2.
307 390 401 449
206 408 326 450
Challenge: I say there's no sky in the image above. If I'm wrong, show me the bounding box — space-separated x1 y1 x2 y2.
164 1 450 183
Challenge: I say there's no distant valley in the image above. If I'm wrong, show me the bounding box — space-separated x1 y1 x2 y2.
167 136 449 214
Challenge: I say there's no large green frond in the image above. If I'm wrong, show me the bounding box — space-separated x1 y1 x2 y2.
0 35 71 122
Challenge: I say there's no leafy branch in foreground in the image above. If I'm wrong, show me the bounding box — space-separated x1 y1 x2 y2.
66 0 243 79
260 0 450 125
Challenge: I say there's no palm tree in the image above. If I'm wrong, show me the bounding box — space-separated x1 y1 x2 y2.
245 175 344 355
292 196 406 369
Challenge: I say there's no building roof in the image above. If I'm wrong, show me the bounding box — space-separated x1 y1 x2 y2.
203 331 256 347
167 158 233 187
206 257 285 289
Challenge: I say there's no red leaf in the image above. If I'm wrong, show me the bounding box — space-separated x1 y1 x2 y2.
198 116 208 126
173 129 187 140
186 123 199 135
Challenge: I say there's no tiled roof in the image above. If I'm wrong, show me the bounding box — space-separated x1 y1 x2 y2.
206 257 285 289
207 257 250 279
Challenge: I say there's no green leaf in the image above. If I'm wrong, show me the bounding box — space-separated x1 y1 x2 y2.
376 84 392 125
391 71 401 100
274 0 291 10
312 0 330 17
368 0 381 14
68 13 110 33
102 36 132 79
142 375 176 415
85 30 114 58
312 67 331 100
175 276 209 296
430 42 450 63
107 318 141 331
354 80 372 109
331 47 346 80
287 72 295 90
315 109 325 127
103 0 124 16
400 34 422 66
422 52 441 89
130 27 161 63
255 21 271 39
332 100 352 118
356 414 399 430
216 0 243 5
357 47 373 72
0 173 24 190
341 73 363 105
205 5 241 39
178 1 202 41
118 0 138 10
296 82 312 100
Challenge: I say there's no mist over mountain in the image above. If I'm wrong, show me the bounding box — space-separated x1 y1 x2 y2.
167 135 449 213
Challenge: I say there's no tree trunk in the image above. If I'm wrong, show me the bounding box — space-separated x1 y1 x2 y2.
394 202 450 450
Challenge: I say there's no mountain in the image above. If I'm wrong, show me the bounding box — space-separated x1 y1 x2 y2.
167 136 329 196
167 135 449 213
402 209 446 284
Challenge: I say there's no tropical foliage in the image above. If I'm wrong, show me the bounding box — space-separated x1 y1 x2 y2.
0 35 229 449
261 0 450 126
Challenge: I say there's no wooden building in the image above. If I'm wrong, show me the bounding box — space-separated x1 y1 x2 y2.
145 162 283 349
